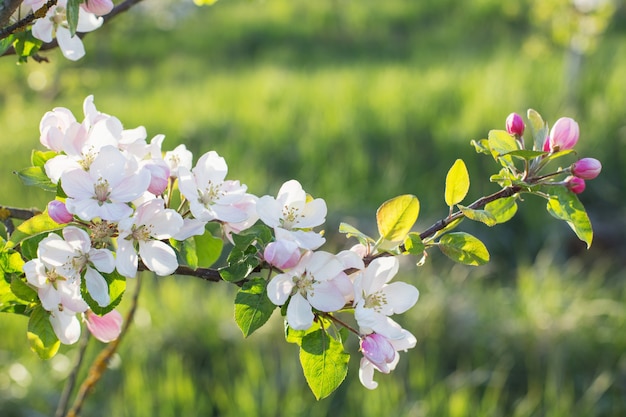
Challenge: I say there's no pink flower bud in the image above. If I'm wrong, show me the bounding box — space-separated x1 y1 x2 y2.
48 200 73 224
81 0 114 16
505 113 524 136
567 177 586 194
572 158 601 180
85 309 123 343
360 333 396 373
263 240 301 270
545 117 579 152
144 160 170 195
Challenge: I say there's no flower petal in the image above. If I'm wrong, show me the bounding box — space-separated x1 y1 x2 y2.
266 272 295 305
286 293 314 330
84 267 110 307
139 240 178 276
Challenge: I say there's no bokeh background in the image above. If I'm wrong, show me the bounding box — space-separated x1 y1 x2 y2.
1 0 626 416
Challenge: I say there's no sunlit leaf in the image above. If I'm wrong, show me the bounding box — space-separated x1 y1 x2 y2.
67 0 80 37
545 186 593 248
458 205 496 226
403 232 425 255
445 159 470 207
484 196 518 224
339 222 374 245
487 130 517 167
503 150 547 161
6 212 62 250
299 329 349 400
527 109 548 151
16 166 56 192
81 269 126 316
470 138 491 156
31 150 57 168
438 232 489 266
234 277 276 337
376 194 419 242
194 232 223 268
27 305 60 359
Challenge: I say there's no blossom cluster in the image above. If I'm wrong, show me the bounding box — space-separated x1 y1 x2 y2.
22 95 420 389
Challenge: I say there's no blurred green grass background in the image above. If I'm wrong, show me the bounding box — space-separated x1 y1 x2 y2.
1 0 625 415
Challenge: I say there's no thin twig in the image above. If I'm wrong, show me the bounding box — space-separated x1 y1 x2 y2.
0 0 57 40
64 274 143 417
54 331 91 417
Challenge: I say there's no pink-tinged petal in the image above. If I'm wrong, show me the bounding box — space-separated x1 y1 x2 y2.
548 117 579 151
89 248 115 273
572 158 602 180
306 251 344 281
86 310 123 343
256 196 282 228
50 309 81 345
48 200 73 224
210 204 248 223
297 198 327 228
38 235 74 268
84 267 110 307
264 240 302 270
266 273 295 305
358 358 378 390
286 293 315 330
89 146 128 186
31 18 54 43
139 241 178 276
332 273 355 303
361 257 399 295
308 281 345 312
164 144 193 178
76 7 104 32
505 113 525 136
45 155 81 184
567 176 586 194
144 160 170 195
378 282 419 315
115 238 138 278
360 333 396 373
80 0 113 16
56 27 86 61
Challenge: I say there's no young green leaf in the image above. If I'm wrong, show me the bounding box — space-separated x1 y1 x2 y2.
31 150 58 168
545 186 593 248
338 222 374 245
484 196 518 224
445 159 470 207
5 212 62 250
234 277 276 337
487 130 517 167
81 270 126 316
67 0 81 37
28 305 60 359
16 166 56 192
438 232 490 266
458 205 496 226
194 232 223 268
11 277 38 303
376 194 419 242
299 329 350 400
403 232 425 255
527 109 548 151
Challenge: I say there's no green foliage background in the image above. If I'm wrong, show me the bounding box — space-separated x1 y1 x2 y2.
1 0 625 415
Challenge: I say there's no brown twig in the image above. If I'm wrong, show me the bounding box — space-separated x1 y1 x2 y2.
64 273 142 417
0 0 57 40
54 330 91 417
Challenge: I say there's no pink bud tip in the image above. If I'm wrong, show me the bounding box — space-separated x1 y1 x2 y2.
546 117 579 152
264 240 301 270
572 158 601 180
505 113 525 136
48 200 73 224
567 176 586 194
360 333 396 374
86 310 123 343
81 0 114 16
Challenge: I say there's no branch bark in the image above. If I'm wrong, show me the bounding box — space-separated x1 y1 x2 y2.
0 0 23 28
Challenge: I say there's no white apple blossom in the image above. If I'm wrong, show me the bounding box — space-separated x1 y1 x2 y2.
267 251 348 330
29 0 104 61
23 257 87 313
256 179 327 250
49 305 83 345
61 146 151 221
178 151 249 223
116 198 184 278
164 144 193 178
353 257 419 340
359 329 417 390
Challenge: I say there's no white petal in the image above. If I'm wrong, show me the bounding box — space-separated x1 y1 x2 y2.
50 310 81 345
361 257 399 295
56 28 85 61
115 238 138 278
76 8 103 32
308 281 345 312
62 226 91 253
89 248 115 273
306 251 344 281
194 151 228 184
380 282 419 315
358 358 379 390
139 241 178 276
171 218 208 241
281 229 325 250
266 273 294 305
277 180 306 206
297 198 327 228
84 267 110 307
97 202 134 222
255 195 281 228
61 168 96 201
286 293 314 330
177 167 199 202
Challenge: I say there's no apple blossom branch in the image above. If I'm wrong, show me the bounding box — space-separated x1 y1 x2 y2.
0 0 145 56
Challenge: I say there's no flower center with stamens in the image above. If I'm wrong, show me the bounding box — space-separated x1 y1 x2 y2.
93 178 111 205
293 270 315 297
281 205 301 229
364 291 387 312
198 181 223 206
131 224 153 242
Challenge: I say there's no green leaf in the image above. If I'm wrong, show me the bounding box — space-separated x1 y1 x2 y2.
31 150 58 168
16 166 56 192
11 277 38 303
503 150 547 161
285 320 322 345
403 232 425 255
527 109 548 151
28 305 60 359
338 222 374 245
484 196 518 224
194 232 223 268
66 0 81 37
13 31 42 62
6 212 62 250
438 232 490 266
458 205 496 226
545 186 593 248
445 159 470 207
81 269 126 316
487 130 518 166
220 245 260 282
0 277 29 315
470 138 491 156
19 234 48 261
0 35 15 56
234 278 276 337
299 329 349 400
1 250 25 274
376 195 420 242
231 224 273 248
489 167 515 187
